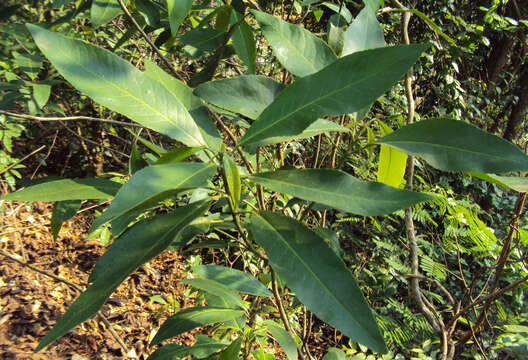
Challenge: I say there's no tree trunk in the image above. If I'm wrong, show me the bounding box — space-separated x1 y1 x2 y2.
503 64 528 141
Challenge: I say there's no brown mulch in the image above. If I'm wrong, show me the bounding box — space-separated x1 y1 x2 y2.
0 200 195 359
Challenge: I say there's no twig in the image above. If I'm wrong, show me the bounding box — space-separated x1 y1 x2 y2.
0 110 143 127
271 269 306 360
116 0 184 81
0 249 130 354
456 193 527 345
0 145 45 176
209 109 255 174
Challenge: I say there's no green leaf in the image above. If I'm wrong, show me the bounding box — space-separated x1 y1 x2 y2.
259 119 350 145
377 118 528 173
363 0 380 13
231 11 257 74
181 278 244 309
193 264 272 297
1 177 121 201
130 143 148 174
143 59 222 153
469 172 528 193
249 212 387 353
263 320 298 360
219 338 243 360
37 201 209 351
251 9 337 77
194 75 285 119
151 307 246 345
12 51 42 80
342 7 385 57
27 24 205 147
238 44 426 146
167 0 193 36
223 154 241 209
154 146 206 165
377 123 407 188
91 0 123 28
251 169 432 216
32 83 51 109
322 347 346 360
181 28 226 58
92 163 216 229
147 335 227 360
204 292 247 329
50 200 82 241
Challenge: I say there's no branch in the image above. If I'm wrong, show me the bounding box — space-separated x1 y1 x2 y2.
0 145 45 176
116 0 185 81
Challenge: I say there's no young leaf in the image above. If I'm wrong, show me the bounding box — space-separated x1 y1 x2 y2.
468 172 528 193
251 169 433 216
148 335 227 360
238 44 427 146
231 11 257 74
37 201 210 351
342 6 385 57
181 278 244 309
223 154 241 209
377 123 407 188
167 0 193 36
151 307 246 345
91 0 123 28
27 24 205 147
263 320 298 360
249 212 387 354
219 337 243 360
1 177 121 201
251 10 337 77
377 118 528 173
50 200 82 241
193 264 272 297
92 163 216 229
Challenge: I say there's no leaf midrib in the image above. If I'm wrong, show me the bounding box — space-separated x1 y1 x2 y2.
252 173 421 206
244 49 410 144
49 36 203 145
100 164 214 223
381 139 523 164
257 215 370 337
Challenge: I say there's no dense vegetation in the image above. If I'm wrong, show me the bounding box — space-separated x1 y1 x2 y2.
1 0 527 359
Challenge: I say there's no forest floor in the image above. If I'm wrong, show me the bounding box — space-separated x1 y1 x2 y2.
0 198 196 359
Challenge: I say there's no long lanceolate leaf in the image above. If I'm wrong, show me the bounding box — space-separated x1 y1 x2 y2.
249 212 387 354
92 163 216 229
27 24 205 147
36 201 211 352
238 44 427 146
0 178 122 201
252 10 337 77
377 118 528 173
251 169 433 216
151 307 246 345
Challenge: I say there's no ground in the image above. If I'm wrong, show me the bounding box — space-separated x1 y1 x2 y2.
0 199 195 359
